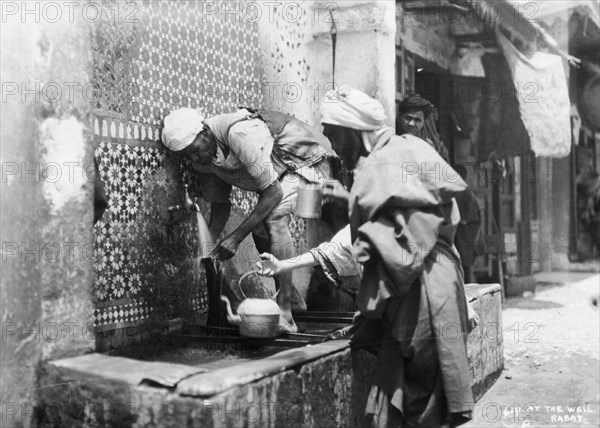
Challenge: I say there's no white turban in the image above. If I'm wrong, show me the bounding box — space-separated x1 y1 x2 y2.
320 85 386 131
161 108 206 152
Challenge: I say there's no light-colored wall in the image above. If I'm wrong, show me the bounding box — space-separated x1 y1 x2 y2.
309 1 396 126
256 2 313 122
258 0 397 127
1 11 95 427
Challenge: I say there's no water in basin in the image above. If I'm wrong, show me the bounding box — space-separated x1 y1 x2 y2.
144 341 295 371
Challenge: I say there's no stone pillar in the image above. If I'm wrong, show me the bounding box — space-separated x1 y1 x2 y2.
551 155 572 269
309 0 396 126
537 157 554 271
548 13 572 270
257 1 396 124
257 2 314 122
1 7 94 426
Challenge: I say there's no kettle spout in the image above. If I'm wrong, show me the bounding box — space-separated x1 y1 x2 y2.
220 296 241 325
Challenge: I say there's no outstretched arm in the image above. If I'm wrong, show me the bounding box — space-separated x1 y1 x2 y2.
257 224 357 279
256 252 319 276
209 202 231 239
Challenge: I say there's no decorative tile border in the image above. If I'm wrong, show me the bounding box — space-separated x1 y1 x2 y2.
93 299 151 327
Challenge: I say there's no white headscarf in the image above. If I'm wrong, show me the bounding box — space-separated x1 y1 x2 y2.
320 85 386 131
320 86 391 154
161 108 206 152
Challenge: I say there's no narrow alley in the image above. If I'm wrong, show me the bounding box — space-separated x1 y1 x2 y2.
472 272 600 427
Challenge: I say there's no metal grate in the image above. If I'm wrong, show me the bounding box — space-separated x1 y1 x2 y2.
173 313 355 348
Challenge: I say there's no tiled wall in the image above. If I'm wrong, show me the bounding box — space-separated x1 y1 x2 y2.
91 1 273 344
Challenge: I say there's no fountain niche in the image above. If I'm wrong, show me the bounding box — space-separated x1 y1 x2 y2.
38 189 371 427
38 194 505 427
39 183 505 428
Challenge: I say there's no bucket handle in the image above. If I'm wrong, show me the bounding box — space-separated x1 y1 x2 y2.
238 271 280 300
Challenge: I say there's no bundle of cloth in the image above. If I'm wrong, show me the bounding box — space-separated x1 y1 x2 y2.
351 134 473 428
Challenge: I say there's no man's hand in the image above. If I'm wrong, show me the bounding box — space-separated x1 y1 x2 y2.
256 253 283 277
322 179 350 203
211 234 242 260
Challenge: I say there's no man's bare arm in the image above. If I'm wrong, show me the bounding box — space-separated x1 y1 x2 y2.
211 182 283 260
209 202 231 239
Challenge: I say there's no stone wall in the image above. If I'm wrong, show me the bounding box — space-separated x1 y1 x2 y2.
89 0 271 351
1 7 96 427
38 344 369 427
309 1 396 126
258 0 396 129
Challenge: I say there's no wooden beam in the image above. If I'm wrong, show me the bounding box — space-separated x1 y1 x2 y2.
454 33 496 44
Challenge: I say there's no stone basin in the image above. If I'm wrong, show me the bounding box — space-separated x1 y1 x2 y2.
38 284 504 427
41 335 360 427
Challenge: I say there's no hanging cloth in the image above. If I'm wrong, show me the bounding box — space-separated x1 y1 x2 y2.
495 29 572 157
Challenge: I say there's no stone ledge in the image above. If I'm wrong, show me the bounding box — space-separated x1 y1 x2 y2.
47 339 350 397
177 340 349 397
465 282 502 302
50 353 209 388
466 283 504 401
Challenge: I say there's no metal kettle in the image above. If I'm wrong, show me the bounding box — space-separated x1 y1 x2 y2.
220 271 281 338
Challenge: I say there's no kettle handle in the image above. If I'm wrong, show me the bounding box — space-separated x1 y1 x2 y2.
239 271 280 300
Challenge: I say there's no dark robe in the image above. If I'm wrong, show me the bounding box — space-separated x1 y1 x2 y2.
349 133 474 427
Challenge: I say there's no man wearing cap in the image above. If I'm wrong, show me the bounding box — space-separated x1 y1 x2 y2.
320 86 475 427
161 107 339 333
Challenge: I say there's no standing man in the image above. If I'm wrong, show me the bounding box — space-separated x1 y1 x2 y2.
321 86 475 427
161 107 340 333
